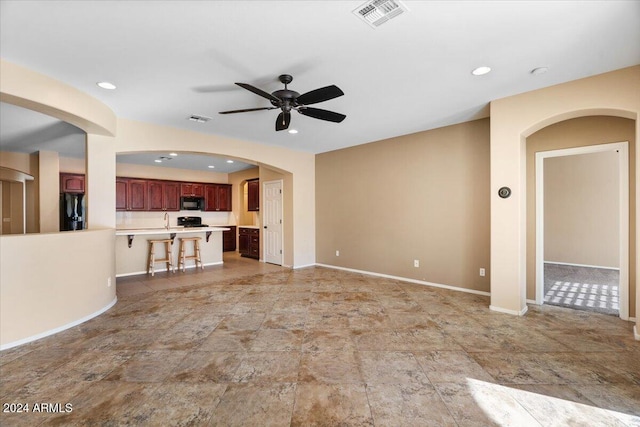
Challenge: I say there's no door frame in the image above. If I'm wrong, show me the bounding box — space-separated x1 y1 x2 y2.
535 141 629 320
262 179 284 266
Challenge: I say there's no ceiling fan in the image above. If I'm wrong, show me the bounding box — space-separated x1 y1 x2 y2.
219 74 346 131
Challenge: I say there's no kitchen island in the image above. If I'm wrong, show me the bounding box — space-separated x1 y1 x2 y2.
115 226 229 277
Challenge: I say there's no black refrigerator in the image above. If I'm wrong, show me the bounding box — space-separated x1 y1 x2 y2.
60 193 85 231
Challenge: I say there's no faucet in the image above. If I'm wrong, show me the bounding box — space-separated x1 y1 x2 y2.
164 212 170 230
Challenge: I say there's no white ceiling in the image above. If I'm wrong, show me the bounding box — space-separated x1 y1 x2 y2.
1 0 639 156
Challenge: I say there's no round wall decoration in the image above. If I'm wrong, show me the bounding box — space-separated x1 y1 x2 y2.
498 187 511 199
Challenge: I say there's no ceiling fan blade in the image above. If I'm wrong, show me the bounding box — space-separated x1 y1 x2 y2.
298 107 346 123
219 107 276 114
276 111 291 131
236 82 281 103
296 85 344 105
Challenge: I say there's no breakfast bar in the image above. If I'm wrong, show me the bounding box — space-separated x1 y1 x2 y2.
115 226 229 277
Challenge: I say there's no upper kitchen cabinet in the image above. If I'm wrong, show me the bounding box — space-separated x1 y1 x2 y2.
115 178 128 210
148 180 180 211
180 183 204 197
247 179 259 212
204 183 232 212
120 178 148 211
60 173 85 193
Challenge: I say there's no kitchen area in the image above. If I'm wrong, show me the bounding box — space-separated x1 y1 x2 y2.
59 153 266 277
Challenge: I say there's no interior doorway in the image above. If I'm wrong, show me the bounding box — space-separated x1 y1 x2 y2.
263 179 283 265
535 142 629 319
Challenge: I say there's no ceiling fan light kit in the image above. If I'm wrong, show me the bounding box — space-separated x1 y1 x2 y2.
219 74 346 131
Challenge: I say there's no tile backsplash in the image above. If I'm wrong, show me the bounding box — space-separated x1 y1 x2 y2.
116 210 233 229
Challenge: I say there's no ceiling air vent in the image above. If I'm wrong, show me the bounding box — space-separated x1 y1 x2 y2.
353 0 408 28
188 114 211 123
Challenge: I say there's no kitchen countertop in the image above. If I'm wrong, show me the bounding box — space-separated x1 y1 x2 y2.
238 225 260 229
116 226 230 248
115 226 230 235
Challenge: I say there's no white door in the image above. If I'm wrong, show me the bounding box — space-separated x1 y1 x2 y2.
263 180 283 265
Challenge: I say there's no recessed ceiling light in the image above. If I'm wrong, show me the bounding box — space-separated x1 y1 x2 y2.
208 165 215 169
97 81 116 90
154 159 162 163
169 152 178 156
226 160 234 164
288 129 298 134
471 66 491 76
531 67 549 75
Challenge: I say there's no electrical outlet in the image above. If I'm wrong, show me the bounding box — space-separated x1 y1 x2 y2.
479 268 485 277
414 260 420 268
336 250 340 257
107 277 112 287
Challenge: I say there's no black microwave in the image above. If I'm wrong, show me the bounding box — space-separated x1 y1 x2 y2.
180 196 203 210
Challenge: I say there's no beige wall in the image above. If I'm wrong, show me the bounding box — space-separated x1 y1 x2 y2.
316 118 490 292
491 65 639 326
38 150 59 232
59 156 85 174
544 150 620 268
229 167 260 227
0 181 24 234
526 116 636 310
116 162 229 183
0 229 116 348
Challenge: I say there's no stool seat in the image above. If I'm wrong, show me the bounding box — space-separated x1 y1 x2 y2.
178 237 203 272
147 239 175 276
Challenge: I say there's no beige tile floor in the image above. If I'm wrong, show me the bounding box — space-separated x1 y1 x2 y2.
1 253 639 426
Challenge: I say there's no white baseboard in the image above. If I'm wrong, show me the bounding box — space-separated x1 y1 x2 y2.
526 299 539 305
490 304 529 316
0 296 118 351
315 263 490 297
544 261 620 271
634 325 639 341
293 263 316 270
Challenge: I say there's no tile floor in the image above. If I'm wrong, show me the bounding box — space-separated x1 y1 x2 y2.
1 253 639 426
544 263 620 315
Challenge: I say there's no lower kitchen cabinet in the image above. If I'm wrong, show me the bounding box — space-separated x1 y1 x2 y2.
223 226 236 252
238 227 259 259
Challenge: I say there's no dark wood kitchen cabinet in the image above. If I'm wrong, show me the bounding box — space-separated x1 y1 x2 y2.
180 183 204 197
247 179 259 212
116 177 147 211
60 173 85 193
148 180 180 211
239 227 259 259
115 178 129 210
223 226 236 252
204 184 232 212
127 179 148 211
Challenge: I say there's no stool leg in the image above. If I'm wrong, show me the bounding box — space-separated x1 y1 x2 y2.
166 241 174 273
178 240 185 272
148 242 155 276
195 240 203 270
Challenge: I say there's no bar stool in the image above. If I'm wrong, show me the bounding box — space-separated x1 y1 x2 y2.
147 239 175 276
178 237 203 272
